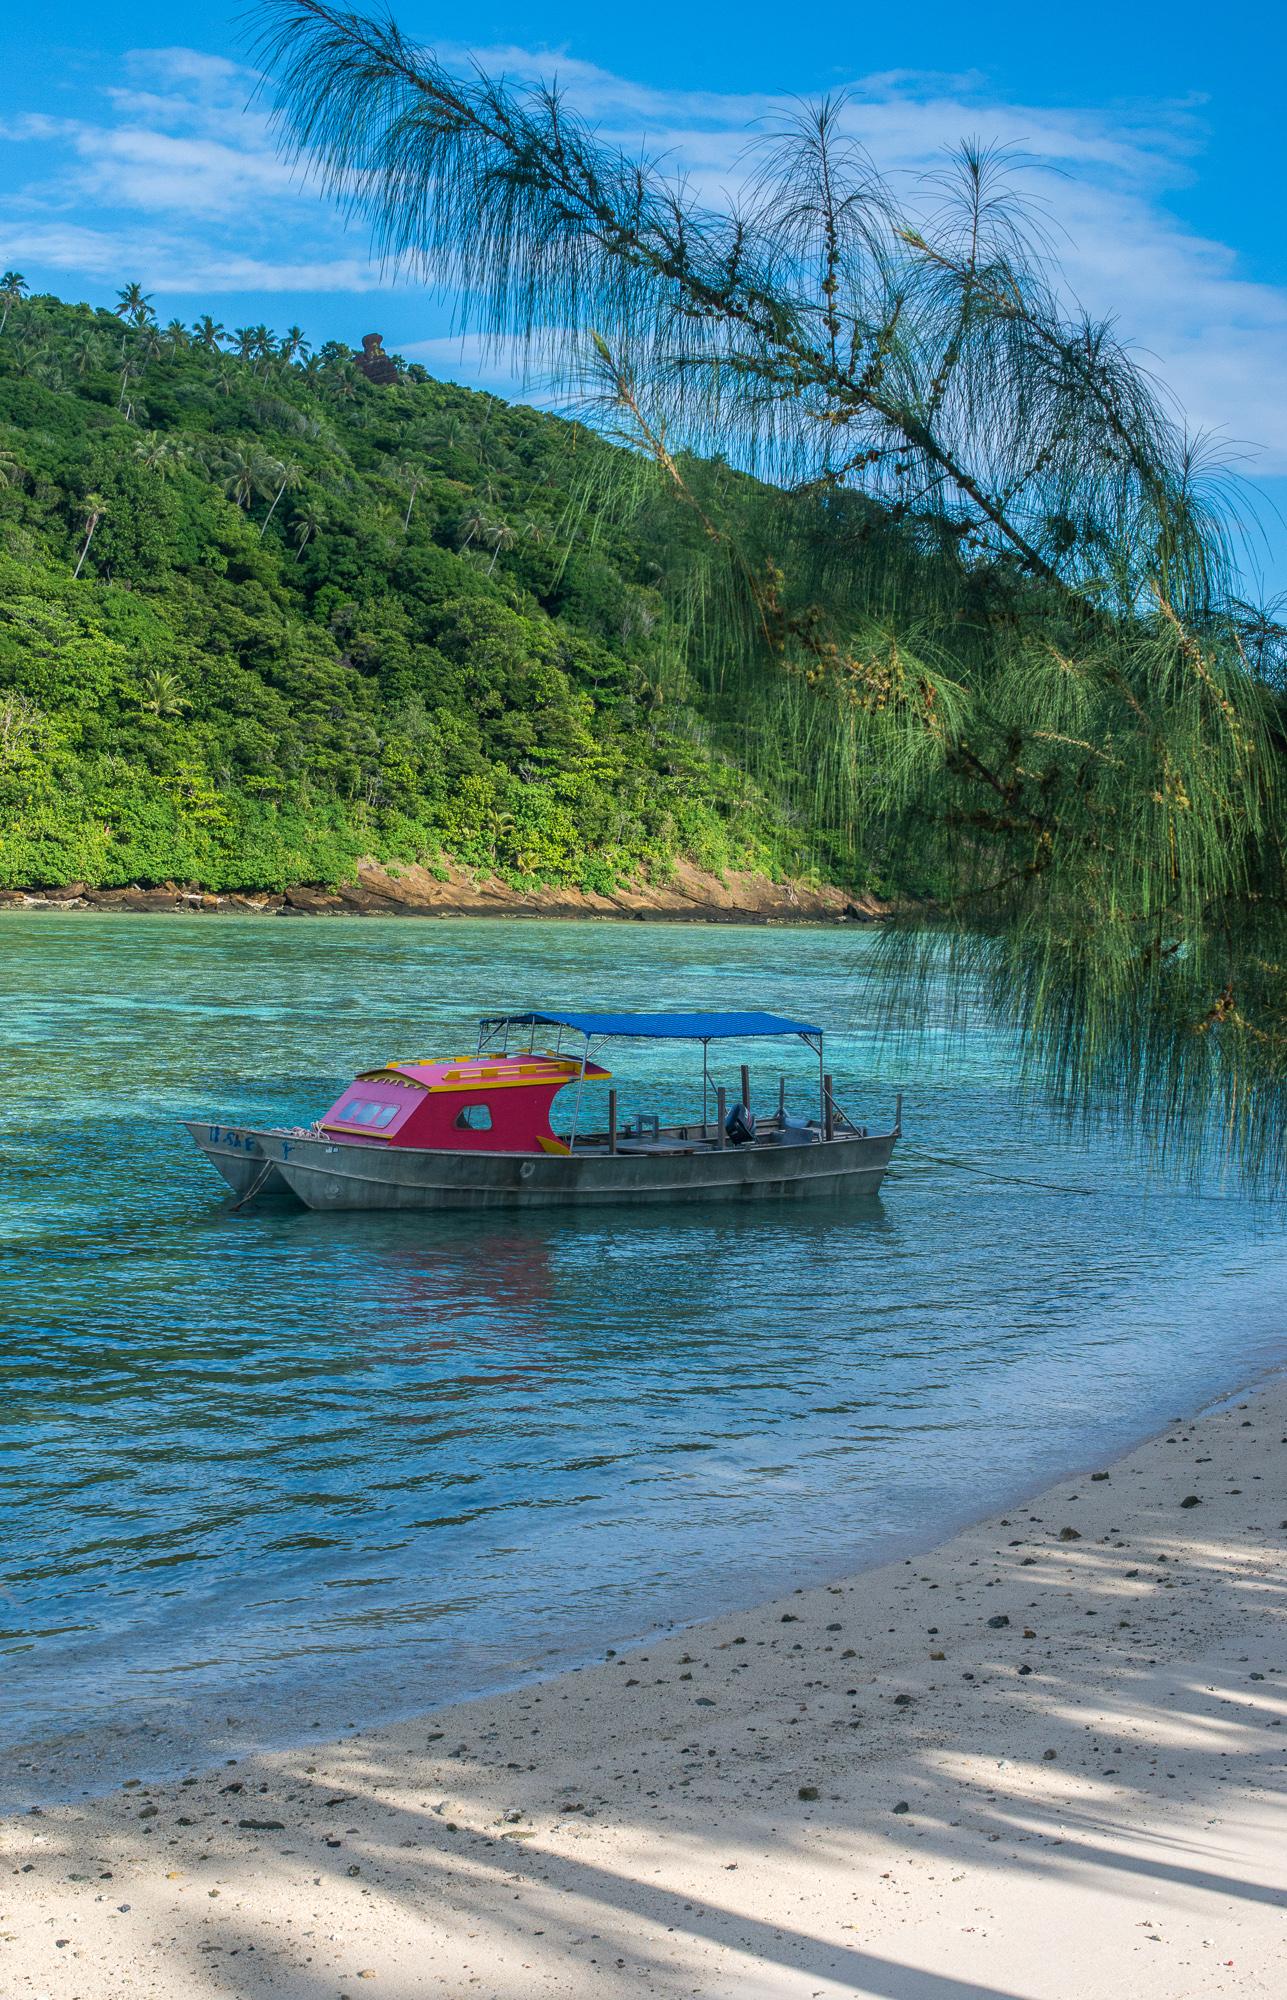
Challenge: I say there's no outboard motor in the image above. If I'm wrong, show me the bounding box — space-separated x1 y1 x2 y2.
725 1101 757 1146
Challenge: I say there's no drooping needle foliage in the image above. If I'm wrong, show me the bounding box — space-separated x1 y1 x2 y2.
253 0 1287 1176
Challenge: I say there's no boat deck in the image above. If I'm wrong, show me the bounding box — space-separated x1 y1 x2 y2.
568 1113 865 1156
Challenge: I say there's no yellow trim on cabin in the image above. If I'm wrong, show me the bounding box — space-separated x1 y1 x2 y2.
420 1071 609 1095
537 1135 571 1155
357 1054 611 1095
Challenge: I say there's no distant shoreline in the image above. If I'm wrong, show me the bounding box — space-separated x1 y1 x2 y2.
0 855 889 926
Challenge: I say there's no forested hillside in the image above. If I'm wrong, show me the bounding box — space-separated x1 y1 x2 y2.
0 282 854 896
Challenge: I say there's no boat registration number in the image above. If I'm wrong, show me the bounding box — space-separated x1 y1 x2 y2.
207 1125 296 1161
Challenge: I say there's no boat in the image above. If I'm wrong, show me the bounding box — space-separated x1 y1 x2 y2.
184 1008 901 1212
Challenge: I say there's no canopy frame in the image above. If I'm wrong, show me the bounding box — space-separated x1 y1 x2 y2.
478 1008 824 1043
477 1010 831 1151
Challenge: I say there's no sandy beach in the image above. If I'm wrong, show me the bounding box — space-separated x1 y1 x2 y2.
4 1376 1283 1999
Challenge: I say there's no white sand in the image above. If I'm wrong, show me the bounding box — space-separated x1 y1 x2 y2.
4 1378 1284 1998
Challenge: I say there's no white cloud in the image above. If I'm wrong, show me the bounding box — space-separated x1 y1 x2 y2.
414 44 1287 468
2 39 1286 476
2 49 300 222
0 220 387 295
6 119 303 220
0 45 393 295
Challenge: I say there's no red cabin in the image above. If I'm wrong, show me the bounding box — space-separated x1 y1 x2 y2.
318 1051 611 1155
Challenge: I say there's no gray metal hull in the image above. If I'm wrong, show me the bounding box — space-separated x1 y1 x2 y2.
182 1122 300 1200
184 1121 896 1211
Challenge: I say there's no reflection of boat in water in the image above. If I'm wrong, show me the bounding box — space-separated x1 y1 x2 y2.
185 1008 901 1213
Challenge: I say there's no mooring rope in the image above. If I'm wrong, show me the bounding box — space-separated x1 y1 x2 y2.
893 1145 1284 1205
229 1156 278 1212
893 1146 1101 1197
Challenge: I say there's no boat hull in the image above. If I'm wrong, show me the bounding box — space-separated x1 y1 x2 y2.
182 1122 300 1201
184 1122 897 1211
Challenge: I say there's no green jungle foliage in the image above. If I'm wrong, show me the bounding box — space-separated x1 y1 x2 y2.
0 284 843 894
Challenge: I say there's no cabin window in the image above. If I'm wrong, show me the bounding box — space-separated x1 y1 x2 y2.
454 1103 493 1131
337 1098 397 1127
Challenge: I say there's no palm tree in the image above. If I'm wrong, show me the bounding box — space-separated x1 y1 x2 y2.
279 324 310 365
0 270 27 336
258 458 301 536
327 359 361 401
292 499 324 558
134 432 189 477
396 459 425 532
164 319 190 352
137 668 188 718
192 315 226 353
250 324 276 374
134 431 169 472
483 517 516 573
233 326 257 365
427 413 464 462
222 448 264 512
457 506 489 552
29 348 66 391
115 281 154 327
73 493 108 579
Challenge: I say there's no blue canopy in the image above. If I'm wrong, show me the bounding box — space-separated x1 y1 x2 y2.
479 1009 823 1041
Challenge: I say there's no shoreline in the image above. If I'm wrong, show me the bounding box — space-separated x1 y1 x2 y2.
0 856 888 926
10 1376 1279 1816
5 1371 1283 1996
10 1369 1276 1817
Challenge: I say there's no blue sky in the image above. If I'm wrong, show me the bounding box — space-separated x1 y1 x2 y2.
5 0 1287 594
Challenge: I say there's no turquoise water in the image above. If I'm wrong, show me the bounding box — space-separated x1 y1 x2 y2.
2 912 1284 1805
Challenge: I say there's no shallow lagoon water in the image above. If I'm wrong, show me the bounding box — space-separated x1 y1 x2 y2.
2 912 1284 1803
